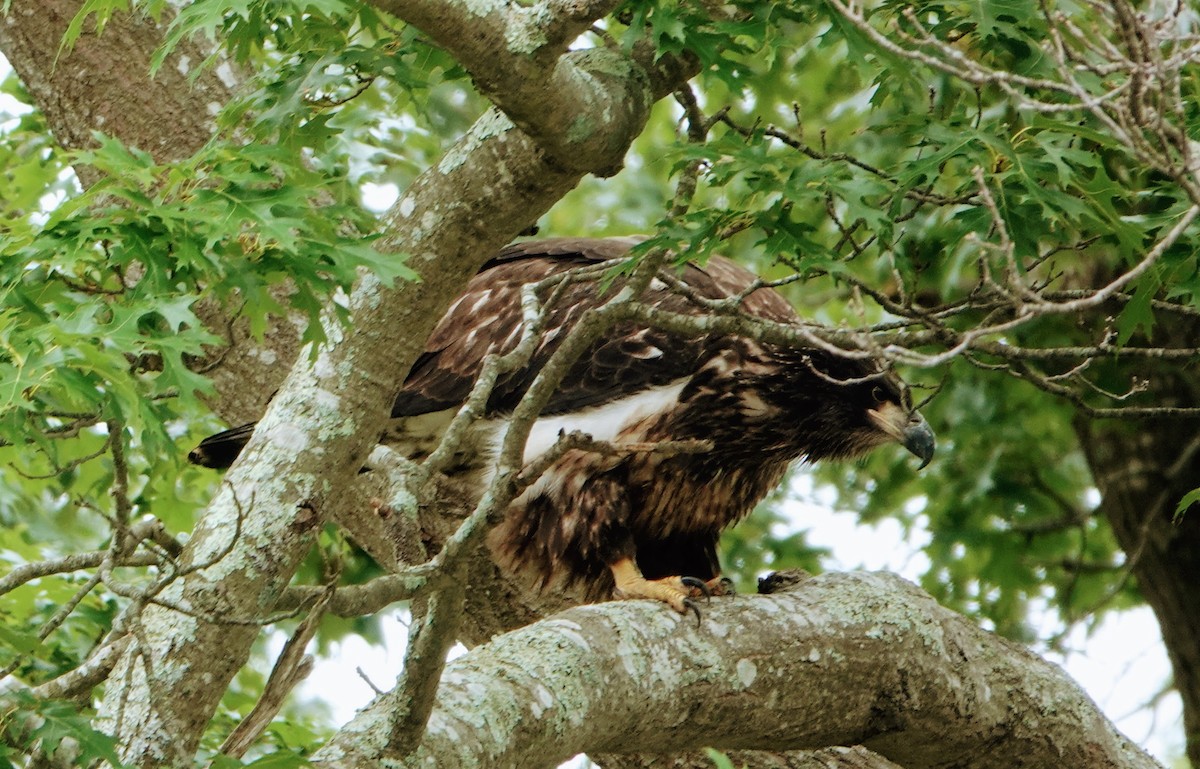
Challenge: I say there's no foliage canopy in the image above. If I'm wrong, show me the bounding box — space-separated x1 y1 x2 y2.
1 0 1197 764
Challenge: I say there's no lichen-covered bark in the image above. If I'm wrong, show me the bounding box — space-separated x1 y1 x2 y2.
0 1 234 186
595 747 906 769
596 747 906 769
314 572 1159 769
40 1 672 762
371 0 637 172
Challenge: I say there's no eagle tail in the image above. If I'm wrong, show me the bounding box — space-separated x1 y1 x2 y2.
188 422 257 469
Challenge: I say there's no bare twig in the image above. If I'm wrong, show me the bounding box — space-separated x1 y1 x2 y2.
220 589 331 758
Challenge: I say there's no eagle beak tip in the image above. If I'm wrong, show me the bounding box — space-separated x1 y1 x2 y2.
903 418 936 470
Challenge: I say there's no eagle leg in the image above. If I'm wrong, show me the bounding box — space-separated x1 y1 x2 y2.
609 557 704 622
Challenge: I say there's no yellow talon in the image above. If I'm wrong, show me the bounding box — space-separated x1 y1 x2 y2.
609 558 694 614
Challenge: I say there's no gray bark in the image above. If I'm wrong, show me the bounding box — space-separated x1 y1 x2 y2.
314 572 1160 769
595 747 905 769
0 2 231 185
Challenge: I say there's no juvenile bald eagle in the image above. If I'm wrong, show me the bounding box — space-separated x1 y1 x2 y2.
191 237 934 613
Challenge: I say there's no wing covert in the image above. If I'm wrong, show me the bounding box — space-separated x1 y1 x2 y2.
392 237 800 418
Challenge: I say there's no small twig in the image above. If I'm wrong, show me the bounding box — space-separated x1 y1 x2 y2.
515 430 712 489
0 551 161 597
799 355 889 386
273 572 429 616
0 574 103 683
386 562 467 752
220 590 331 758
32 635 133 702
107 420 133 530
12 443 109 481
177 480 251 576
357 666 385 696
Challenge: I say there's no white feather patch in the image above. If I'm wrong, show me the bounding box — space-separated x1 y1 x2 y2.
517 379 688 465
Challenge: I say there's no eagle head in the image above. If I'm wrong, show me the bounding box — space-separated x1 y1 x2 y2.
763 349 935 469
863 376 936 469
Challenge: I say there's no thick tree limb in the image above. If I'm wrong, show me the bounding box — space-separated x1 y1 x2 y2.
313 571 1159 769
595 745 905 769
368 0 620 122
366 0 687 175
71 0 686 762
0 2 235 186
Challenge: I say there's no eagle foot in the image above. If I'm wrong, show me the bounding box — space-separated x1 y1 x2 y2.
680 576 734 599
613 574 695 611
707 576 736 596
681 576 712 600
610 560 717 625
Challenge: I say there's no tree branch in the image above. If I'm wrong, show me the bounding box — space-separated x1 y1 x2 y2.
313 571 1160 769
596 745 906 769
369 0 684 175
86 0 686 762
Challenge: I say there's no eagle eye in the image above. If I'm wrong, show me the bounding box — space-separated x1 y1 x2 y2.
871 385 886 403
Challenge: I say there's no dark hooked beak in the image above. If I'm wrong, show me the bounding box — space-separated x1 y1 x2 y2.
868 403 937 470
902 413 936 470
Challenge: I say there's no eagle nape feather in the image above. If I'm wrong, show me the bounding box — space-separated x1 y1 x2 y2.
189 236 936 615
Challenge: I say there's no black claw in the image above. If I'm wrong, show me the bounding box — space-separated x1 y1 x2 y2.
683 598 703 627
681 576 711 600
714 576 736 596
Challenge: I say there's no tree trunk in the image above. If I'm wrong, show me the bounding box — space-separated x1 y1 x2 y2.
0 2 232 184
1075 317 1200 766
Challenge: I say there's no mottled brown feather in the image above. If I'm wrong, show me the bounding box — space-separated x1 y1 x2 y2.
191 237 921 603
392 236 801 417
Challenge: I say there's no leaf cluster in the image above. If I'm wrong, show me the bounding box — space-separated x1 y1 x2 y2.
0 691 124 769
571 0 1200 639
